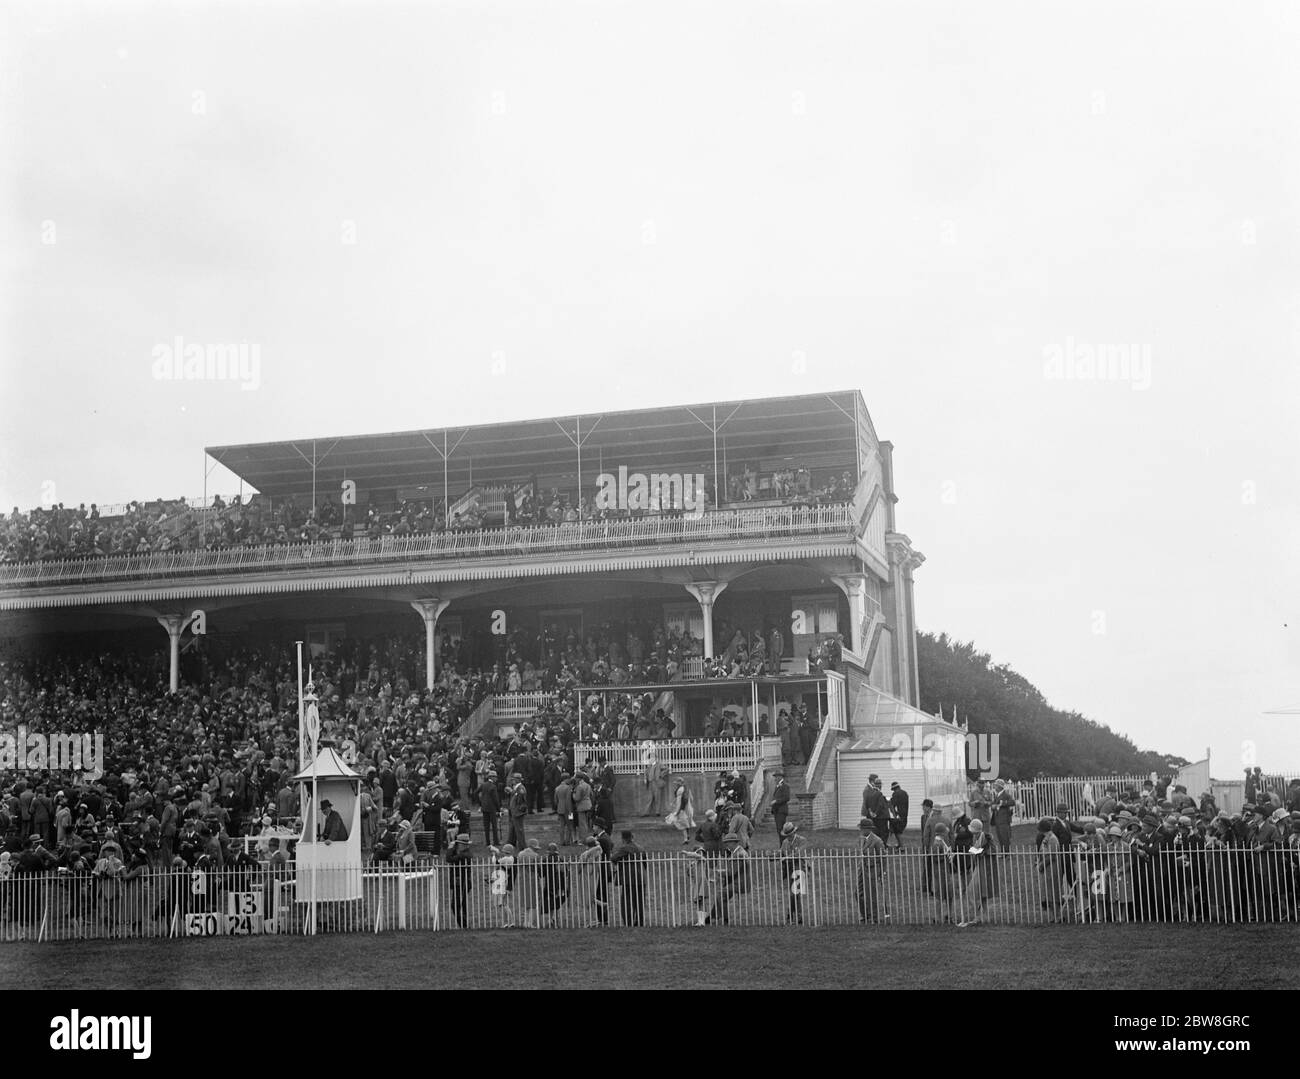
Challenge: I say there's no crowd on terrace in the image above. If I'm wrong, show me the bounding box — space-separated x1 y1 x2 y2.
0 625 821 869
1 461 856 566
1 628 1297 929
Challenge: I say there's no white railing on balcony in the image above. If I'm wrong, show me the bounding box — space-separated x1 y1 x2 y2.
489 693 556 726
679 656 705 679
572 736 782 776
0 503 855 588
677 655 809 680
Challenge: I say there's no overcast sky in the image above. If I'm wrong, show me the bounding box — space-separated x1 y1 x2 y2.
2 0 1298 772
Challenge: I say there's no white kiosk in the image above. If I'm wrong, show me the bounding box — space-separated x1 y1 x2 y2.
293 739 363 903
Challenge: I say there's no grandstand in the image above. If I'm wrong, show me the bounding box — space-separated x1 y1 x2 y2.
0 390 954 832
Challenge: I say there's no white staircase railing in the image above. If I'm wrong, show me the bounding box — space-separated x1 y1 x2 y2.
803 669 847 791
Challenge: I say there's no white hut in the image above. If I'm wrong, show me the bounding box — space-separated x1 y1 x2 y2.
293 740 363 902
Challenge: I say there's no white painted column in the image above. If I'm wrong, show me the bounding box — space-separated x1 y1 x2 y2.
831 573 868 655
410 599 451 689
156 615 185 693
683 581 728 659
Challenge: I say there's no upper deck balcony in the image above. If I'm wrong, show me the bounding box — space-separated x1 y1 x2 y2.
0 502 863 601
1 391 895 604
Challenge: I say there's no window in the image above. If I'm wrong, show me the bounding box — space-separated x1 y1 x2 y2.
663 603 705 642
790 595 839 636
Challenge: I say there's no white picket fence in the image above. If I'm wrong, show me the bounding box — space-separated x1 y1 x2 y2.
489 693 555 726
1012 775 1152 822
5 846 1298 941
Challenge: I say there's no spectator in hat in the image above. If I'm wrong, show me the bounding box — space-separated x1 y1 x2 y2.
962 819 996 926
861 775 890 844
929 822 958 924
1035 818 1065 921
642 755 668 817
319 799 348 844
888 782 909 851
856 818 890 924
539 841 569 926
695 808 723 863
478 772 502 847
444 833 473 929
770 771 791 837
727 801 753 851
610 829 647 926
553 773 575 846
991 782 1016 852
587 824 614 926
507 779 529 850
488 843 516 928
515 838 543 928
665 777 695 845
393 815 416 865
571 771 593 842
778 822 809 925
1051 803 1083 884
680 845 711 926
30 786 53 849
704 833 751 925
918 799 939 894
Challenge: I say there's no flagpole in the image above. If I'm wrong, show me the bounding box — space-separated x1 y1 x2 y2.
297 641 305 772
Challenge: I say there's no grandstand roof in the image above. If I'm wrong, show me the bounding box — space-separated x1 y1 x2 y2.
206 390 876 499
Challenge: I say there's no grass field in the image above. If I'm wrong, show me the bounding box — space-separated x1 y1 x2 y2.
4 923 1298 990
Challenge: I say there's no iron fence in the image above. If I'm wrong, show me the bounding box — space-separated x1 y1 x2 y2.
3 845 1297 942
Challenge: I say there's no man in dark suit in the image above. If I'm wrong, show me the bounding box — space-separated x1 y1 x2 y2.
478 772 501 846
1051 802 1084 883
695 809 723 863
319 799 348 843
507 780 529 849
30 786 54 849
861 775 890 844
770 772 791 836
888 782 909 850
610 830 647 926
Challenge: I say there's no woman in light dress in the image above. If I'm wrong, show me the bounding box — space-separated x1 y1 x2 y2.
664 779 696 844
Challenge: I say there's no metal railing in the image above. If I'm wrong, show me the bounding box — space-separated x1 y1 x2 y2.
0 503 856 588
803 669 846 789
4 846 1297 941
572 736 783 775
1013 776 1155 823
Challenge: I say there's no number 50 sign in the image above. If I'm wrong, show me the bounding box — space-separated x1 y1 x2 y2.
185 891 266 937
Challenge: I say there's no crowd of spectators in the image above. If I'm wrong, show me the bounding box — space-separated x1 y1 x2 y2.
438 615 839 697
0 627 766 876
915 776 1300 925
725 466 854 504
